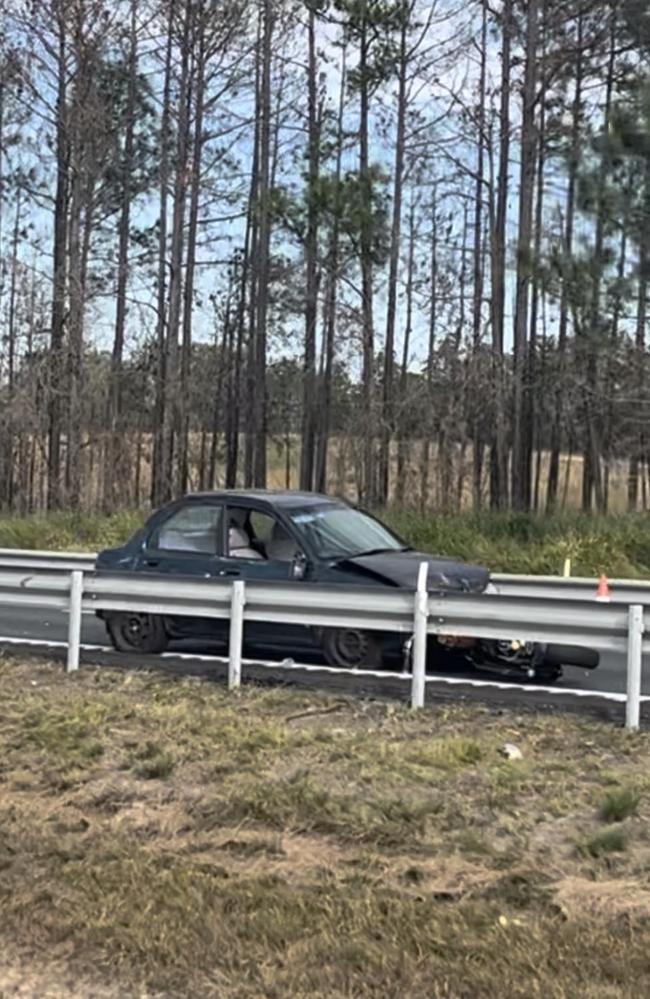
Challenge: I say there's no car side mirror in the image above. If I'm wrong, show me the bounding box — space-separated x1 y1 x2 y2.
291 552 309 580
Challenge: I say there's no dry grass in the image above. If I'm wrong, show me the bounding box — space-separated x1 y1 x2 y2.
7 429 643 521
1 657 650 998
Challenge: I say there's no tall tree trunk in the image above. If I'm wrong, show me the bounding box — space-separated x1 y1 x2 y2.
226 247 249 487
26 275 38 513
420 183 438 508
529 62 546 512
134 428 143 506
151 6 174 505
471 4 487 510
628 162 650 510
547 14 584 511
315 45 346 494
511 0 538 511
533 291 548 511
2 193 21 509
443 204 469 510
178 23 207 496
0 79 4 295
488 0 512 510
395 197 416 506
241 25 262 488
358 14 375 504
66 120 85 511
582 16 616 513
209 282 232 489
251 0 274 487
300 8 320 491
105 0 137 512
48 9 69 510
606 173 630 507
162 1 192 501
379 13 408 505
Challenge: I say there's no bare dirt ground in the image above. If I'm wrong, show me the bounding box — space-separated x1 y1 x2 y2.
1 656 649 998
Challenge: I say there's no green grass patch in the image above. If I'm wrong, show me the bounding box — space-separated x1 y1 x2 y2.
4 507 650 577
382 508 650 576
197 771 443 846
130 741 176 780
577 825 628 858
0 509 141 552
16 704 106 768
598 786 641 823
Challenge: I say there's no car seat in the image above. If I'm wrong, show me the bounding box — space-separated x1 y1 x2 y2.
265 520 299 562
228 509 263 560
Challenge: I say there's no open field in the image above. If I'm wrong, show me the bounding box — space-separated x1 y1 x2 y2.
2 507 650 577
1 657 650 997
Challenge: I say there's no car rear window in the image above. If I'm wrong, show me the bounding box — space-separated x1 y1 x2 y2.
151 504 222 554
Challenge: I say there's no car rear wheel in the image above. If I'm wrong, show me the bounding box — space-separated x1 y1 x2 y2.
319 627 382 670
106 613 168 654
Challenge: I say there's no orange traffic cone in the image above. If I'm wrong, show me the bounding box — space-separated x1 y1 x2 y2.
596 574 611 602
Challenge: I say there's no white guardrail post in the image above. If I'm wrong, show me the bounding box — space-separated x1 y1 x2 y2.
625 604 644 731
66 570 83 673
410 562 429 710
228 579 246 690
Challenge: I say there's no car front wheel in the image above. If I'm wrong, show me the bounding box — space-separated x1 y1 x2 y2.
318 627 383 670
106 612 169 654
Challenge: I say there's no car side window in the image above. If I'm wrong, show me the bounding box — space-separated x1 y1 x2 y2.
226 506 301 562
250 511 275 542
150 504 222 555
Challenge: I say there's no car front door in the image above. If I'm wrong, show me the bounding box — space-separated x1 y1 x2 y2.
216 503 316 653
216 505 302 581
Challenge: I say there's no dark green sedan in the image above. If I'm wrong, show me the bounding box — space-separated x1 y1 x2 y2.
95 490 598 681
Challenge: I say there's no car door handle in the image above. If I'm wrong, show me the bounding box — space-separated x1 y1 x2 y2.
218 569 241 577
143 558 160 568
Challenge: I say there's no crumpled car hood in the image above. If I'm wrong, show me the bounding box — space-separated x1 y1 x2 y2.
340 550 490 593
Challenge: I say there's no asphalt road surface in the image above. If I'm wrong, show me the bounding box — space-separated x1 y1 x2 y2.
0 601 642 700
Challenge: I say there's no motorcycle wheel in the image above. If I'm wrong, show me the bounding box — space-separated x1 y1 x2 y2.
531 662 563 684
472 640 564 684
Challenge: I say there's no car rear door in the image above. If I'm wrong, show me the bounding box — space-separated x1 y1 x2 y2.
133 501 228 640
135 500 225 577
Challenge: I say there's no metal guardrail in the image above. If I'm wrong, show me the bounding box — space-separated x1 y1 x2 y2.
0 564 634 650
0 567 415 633
492 573 650 604
2 548 650 606
0 560 646 728
0 549 96 572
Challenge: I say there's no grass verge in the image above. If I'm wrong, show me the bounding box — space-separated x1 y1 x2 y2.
1 657 650 997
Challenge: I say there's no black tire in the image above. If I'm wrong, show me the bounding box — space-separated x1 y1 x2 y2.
542 643 599 670
532 663 563 685
319 628 383 670
106 612 169 654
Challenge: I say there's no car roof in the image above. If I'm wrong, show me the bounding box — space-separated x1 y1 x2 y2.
184 489 347 510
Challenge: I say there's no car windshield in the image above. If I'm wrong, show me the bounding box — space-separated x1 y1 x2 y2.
288 505 406 560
